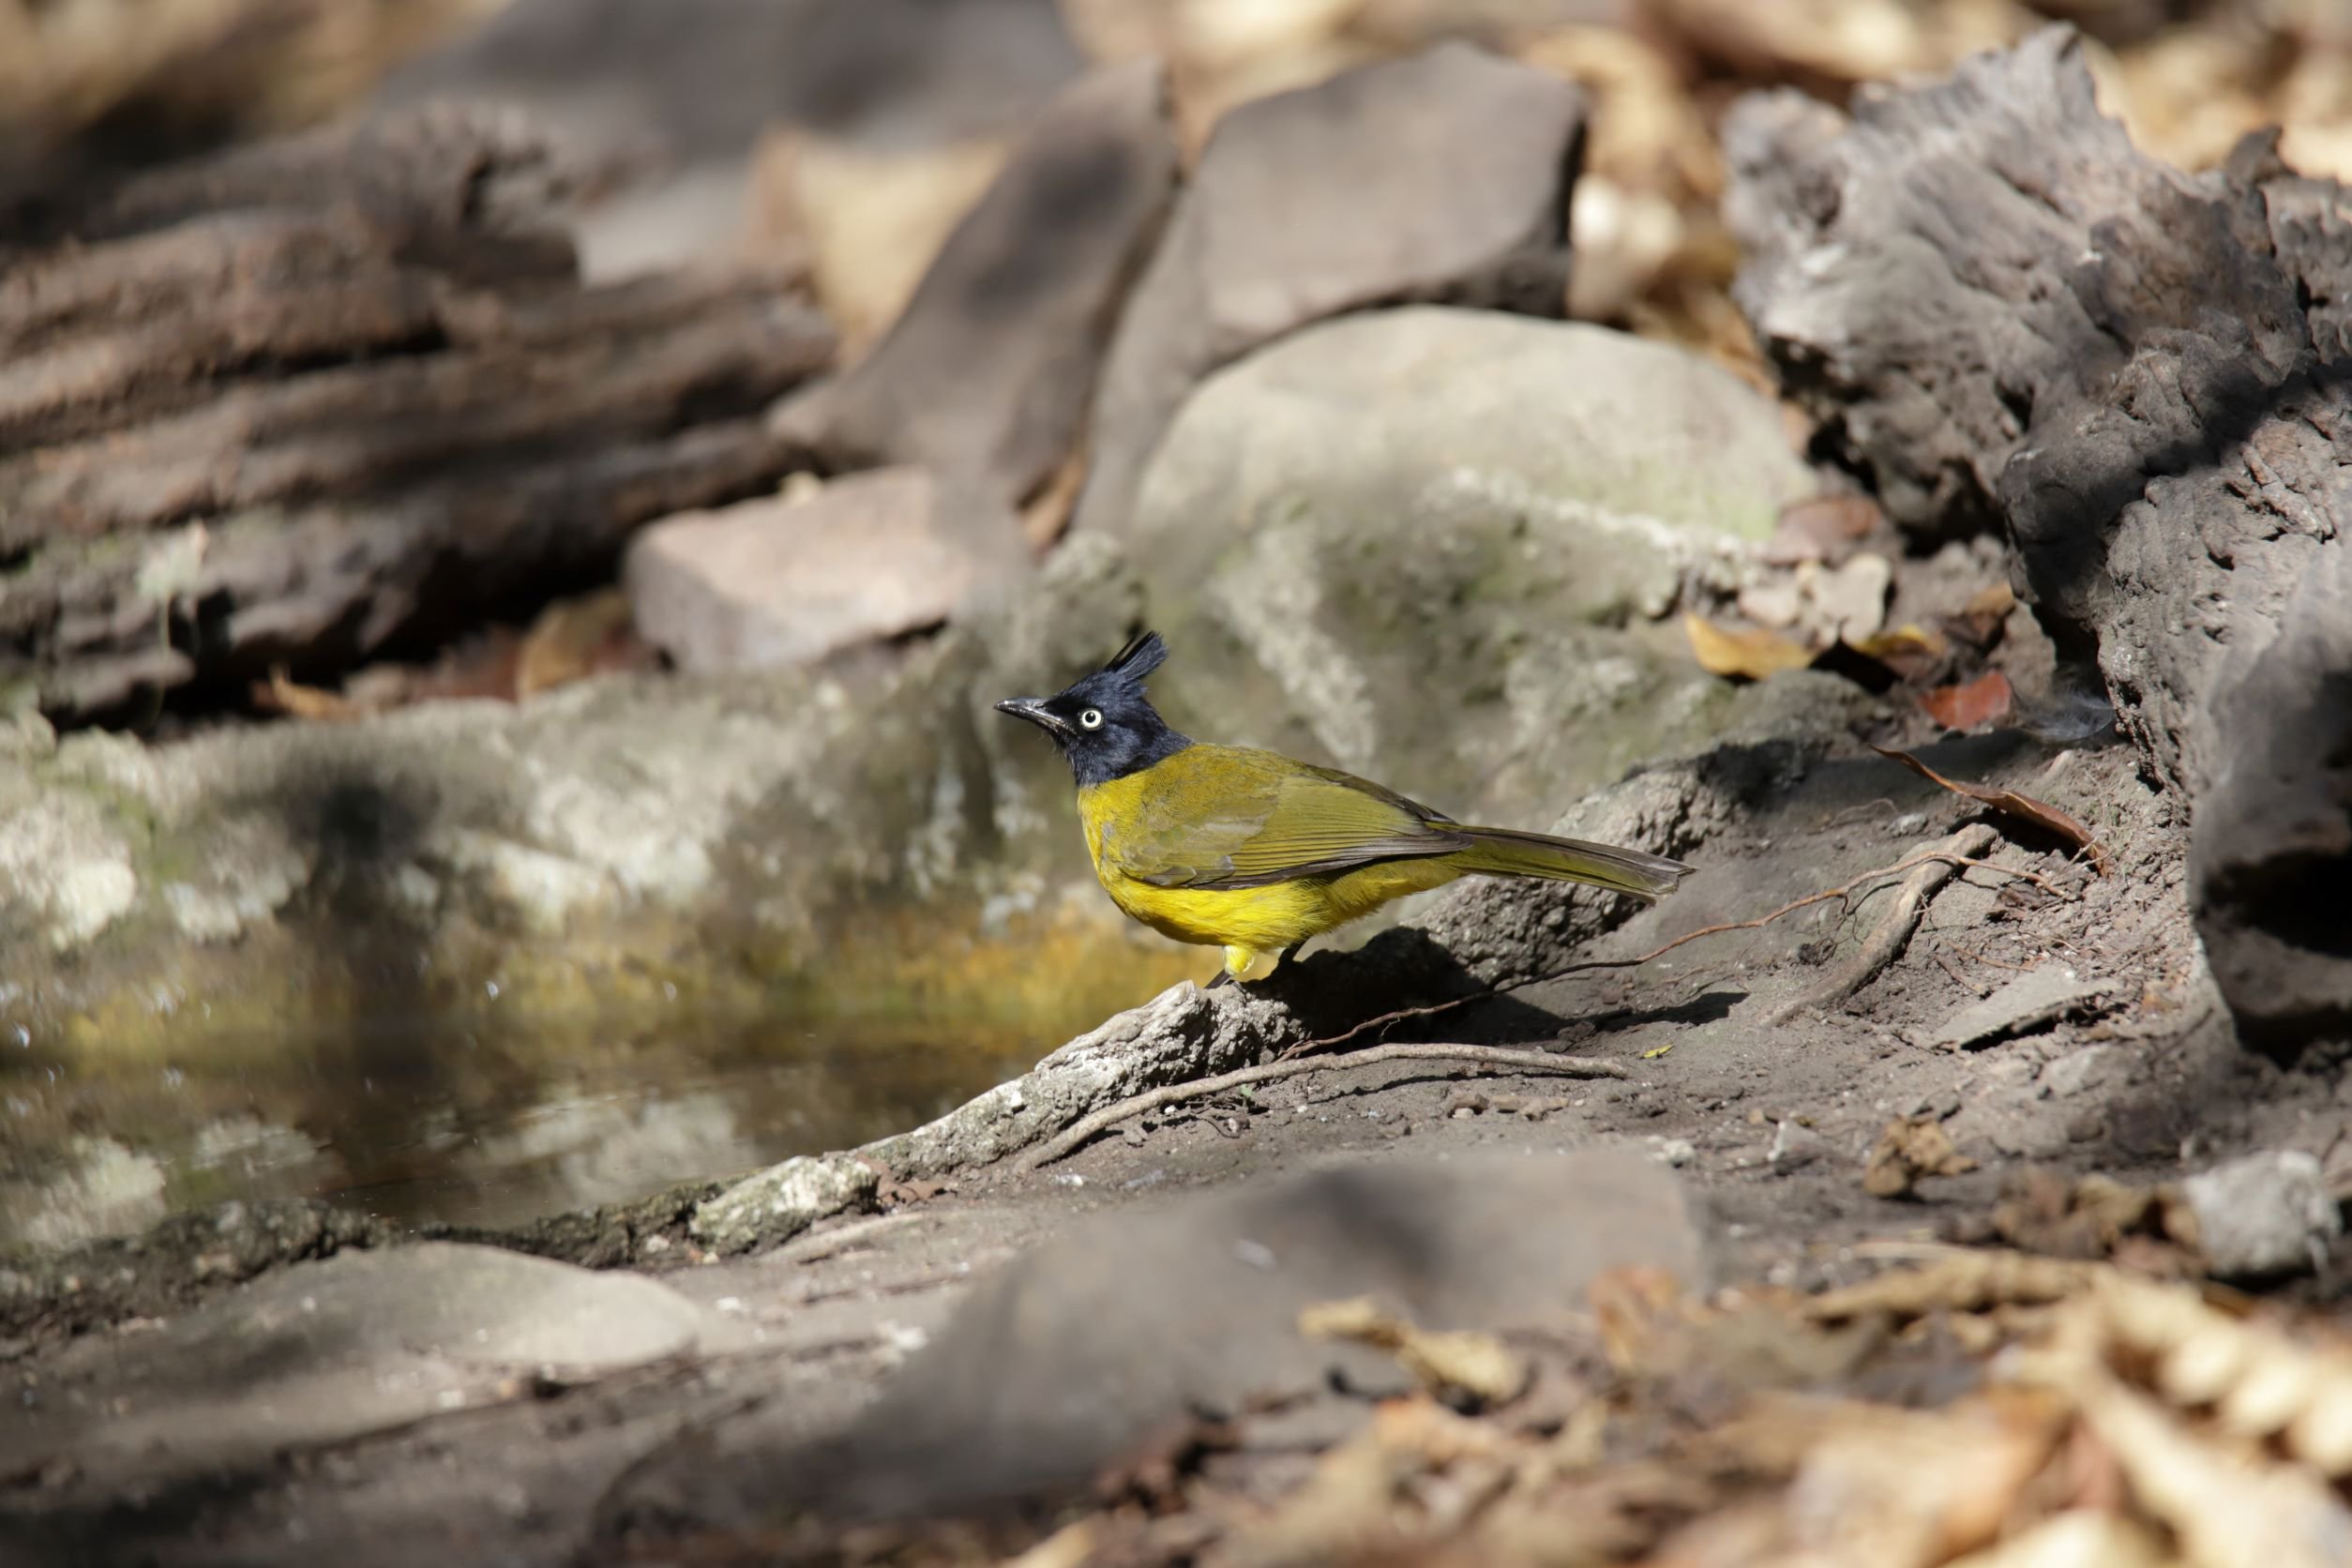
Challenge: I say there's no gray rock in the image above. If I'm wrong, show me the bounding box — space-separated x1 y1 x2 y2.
2191 544 2352 1052
773 57 1178 503
0 709 54 761
0 1200 393 1346
0 770 140 952
1770 1119 1830 1170
2038 1042 2125 1098
1075 40 1587 535
2182 1150 2343 1280
1926 966 2122 1051
1412 744 1773 989
1106 305 1812 831
691 1153 881 1253
612 1149 1711 1528
0 1243 730 1496
626 467 1030 672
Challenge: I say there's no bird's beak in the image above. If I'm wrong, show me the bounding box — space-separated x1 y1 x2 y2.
994 696 1072 737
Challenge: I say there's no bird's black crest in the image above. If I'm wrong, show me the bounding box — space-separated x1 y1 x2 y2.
1101 630 1168 685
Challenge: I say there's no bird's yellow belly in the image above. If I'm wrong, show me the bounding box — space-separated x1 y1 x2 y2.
1093 853 1464 953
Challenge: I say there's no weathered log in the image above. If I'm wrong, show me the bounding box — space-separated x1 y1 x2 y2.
0 100 580 252
0 106 836 723
1724 26 2352 1055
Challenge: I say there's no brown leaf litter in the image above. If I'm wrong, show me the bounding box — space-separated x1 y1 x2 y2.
1864 1115 1982 1199
252 589 656 720
1922 670 2016 732
1299 1298 1530 1410
912 1249 2352 1568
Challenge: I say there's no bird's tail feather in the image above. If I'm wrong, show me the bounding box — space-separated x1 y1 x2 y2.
1449 826 1689 900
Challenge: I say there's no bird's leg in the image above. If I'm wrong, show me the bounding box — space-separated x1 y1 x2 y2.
1205 969 1233 991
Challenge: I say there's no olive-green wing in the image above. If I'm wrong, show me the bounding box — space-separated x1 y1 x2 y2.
1106 746 1468 891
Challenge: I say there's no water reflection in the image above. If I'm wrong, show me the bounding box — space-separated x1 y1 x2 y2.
4 1135 171 1251
0 1003 1080 1250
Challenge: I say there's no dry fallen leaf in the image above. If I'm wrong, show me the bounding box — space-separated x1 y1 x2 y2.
1940 1508 2170 1568
1764 493 1884 565
1851 625 1949 662
1000 1520 1097 1568
1947 580 2018 652
875 1174 952 1208
1301 1297 1530 1408
748 126 1010 357
516 589 655 698
1684 611 1814 680
1772 1392 2064 1567
1517 23 1723 216
1020 445 1089 551
1922 670 2015 731
1211 1410 1423 1566
1961 580 2017 621
1990 1168 2197 1268
2051 1355 2352 1568
2077 1273 2352 1476
1590 1264 1702 1379
1807 1250 2095 1323
1864 1116 1980 1199
251 667 369 722
404 628 526 704
1870 744 2111 875
1645 0 1934 84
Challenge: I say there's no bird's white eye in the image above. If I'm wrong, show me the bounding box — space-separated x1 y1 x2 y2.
1079 708 1105 731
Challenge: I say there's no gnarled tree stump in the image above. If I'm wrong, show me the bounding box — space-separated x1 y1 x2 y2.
1724 25 2352 1055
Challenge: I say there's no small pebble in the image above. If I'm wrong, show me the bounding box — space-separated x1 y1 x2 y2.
1769 1120 1830 1170
2182 1150 2341 1280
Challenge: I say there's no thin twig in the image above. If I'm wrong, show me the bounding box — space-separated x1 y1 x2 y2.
1286 838 2056 1060
1945 854 2065 895
1943 940 2033 974
1020 1045 1630 1171
1767 824 1997 1025
1933 947 1984 998
771 1210 935 1266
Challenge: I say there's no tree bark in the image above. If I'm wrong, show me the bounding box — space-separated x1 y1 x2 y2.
1 106 835 722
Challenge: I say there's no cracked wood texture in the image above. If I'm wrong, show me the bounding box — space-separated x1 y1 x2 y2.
0 106 836 722
1724 25 2352 1054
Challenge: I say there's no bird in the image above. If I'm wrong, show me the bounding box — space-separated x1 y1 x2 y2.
994 631 1691 987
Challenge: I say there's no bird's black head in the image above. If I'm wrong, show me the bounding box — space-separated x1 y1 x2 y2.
995 630 1193 788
